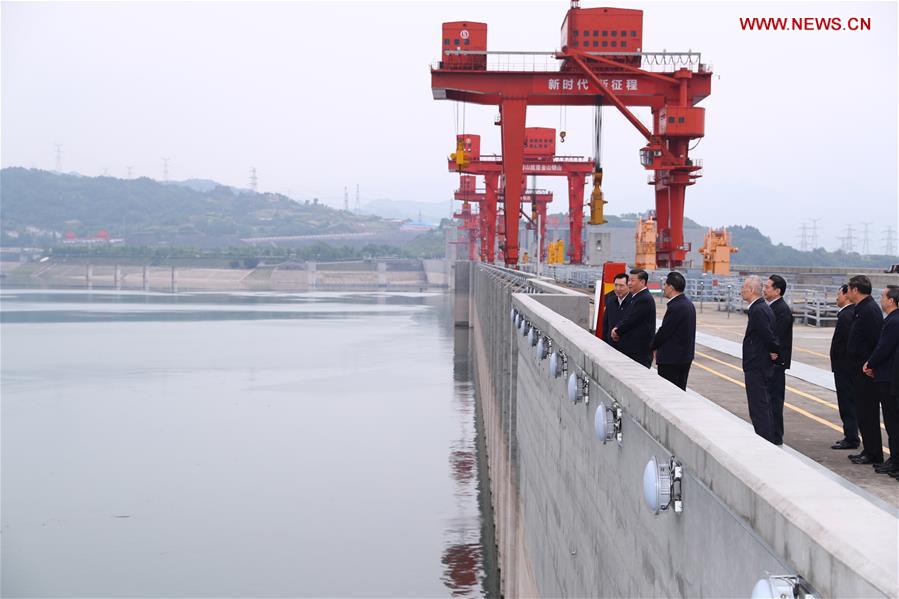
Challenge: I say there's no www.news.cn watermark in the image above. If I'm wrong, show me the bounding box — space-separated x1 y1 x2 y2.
740 17 872 31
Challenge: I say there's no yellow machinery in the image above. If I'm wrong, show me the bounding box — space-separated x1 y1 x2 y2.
450 138 469 172
635 216 657 270
589 168 608 225
546 239 566 264
700 227 738 274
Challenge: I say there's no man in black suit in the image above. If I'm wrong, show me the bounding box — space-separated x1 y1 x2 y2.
764 274 793 446
847 275 884 465
741 275 780 443
651 271 696 390
611 268 656 368
830 284 859 450
602 272 631 350
863 285 899 477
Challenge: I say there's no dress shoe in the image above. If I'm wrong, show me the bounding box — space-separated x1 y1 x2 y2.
831 439 860 450
848 452 866 461
889 470 899 480
874 460 897 474
851 454 883 465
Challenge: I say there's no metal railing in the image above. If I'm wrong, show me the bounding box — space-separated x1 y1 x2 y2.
434 50 711 74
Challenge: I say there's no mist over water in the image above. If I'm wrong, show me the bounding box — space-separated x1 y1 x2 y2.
1 289 495 597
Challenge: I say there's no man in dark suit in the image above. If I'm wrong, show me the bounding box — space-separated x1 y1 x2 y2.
611 268 656 368
863 285 899 477
764 274 793 446
651 271 696 390
847 275 884 465
602 273 631 350
741 275 780 443
891 317 899 479
830 284 859 450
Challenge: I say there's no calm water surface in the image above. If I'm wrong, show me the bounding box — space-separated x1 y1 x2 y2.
1 289 496 597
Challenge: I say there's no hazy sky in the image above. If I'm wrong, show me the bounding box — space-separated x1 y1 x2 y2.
2 1 897 251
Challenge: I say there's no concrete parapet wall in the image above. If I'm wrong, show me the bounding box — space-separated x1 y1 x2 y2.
470 264 898 598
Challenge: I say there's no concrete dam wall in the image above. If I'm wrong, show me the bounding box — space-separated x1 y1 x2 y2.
461 262 897 598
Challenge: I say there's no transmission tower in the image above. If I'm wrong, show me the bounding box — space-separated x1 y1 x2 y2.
797 222 809 251
884 226 897 256
249 167 258 192
126 165 134 179
162 158 170 181
355 184 360 212
810 218 820 250
54 144 63 172
839 224 856 253
344 186 349 211
860 222 871 255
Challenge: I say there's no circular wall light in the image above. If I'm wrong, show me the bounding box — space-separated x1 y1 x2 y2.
529 328 540 347
594 401 621 444
510 308 517 322
549 351 565 378
567 372 588 404
522 321 531 336
643 455 671 514
751 575 815 599
536 337 549 360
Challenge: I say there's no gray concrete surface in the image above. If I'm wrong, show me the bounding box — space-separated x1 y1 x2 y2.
468 264 898 598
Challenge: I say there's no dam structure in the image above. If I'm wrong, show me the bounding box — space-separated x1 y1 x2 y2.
457 262 898 598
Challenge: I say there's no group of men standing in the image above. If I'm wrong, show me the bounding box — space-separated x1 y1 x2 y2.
601 270 898 476
601 269 696 391
828 276 899 479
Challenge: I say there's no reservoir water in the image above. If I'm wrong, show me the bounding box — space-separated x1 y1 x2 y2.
1 289 496 597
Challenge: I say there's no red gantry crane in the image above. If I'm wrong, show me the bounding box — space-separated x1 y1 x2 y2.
432 2 711 267
453 173 554 261
450 127 594 264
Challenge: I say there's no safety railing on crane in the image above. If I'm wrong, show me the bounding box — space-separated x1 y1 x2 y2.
475 154 593 163
435 50 710 74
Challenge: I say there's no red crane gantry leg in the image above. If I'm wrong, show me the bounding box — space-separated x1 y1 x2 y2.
567 174 586 264
483 174 498 262
499 100 527 266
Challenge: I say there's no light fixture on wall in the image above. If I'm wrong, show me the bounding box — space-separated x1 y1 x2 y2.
511 308 517 323
567 372 589 404
594 401 622 444
643 455 683 514
522 320 531 336
536 336 550 360
751 575 817 599
549 350 567 378
528 327 540 347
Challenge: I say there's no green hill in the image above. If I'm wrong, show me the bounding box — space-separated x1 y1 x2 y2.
728 225 896 268
0 167 394 248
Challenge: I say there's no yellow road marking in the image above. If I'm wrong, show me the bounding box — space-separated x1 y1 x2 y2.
794 346 829 359
695 350 889 433
690 360 890 456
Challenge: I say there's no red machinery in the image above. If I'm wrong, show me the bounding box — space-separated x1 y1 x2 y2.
450 130 594 264
454 174 553 261
433 3 711 268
